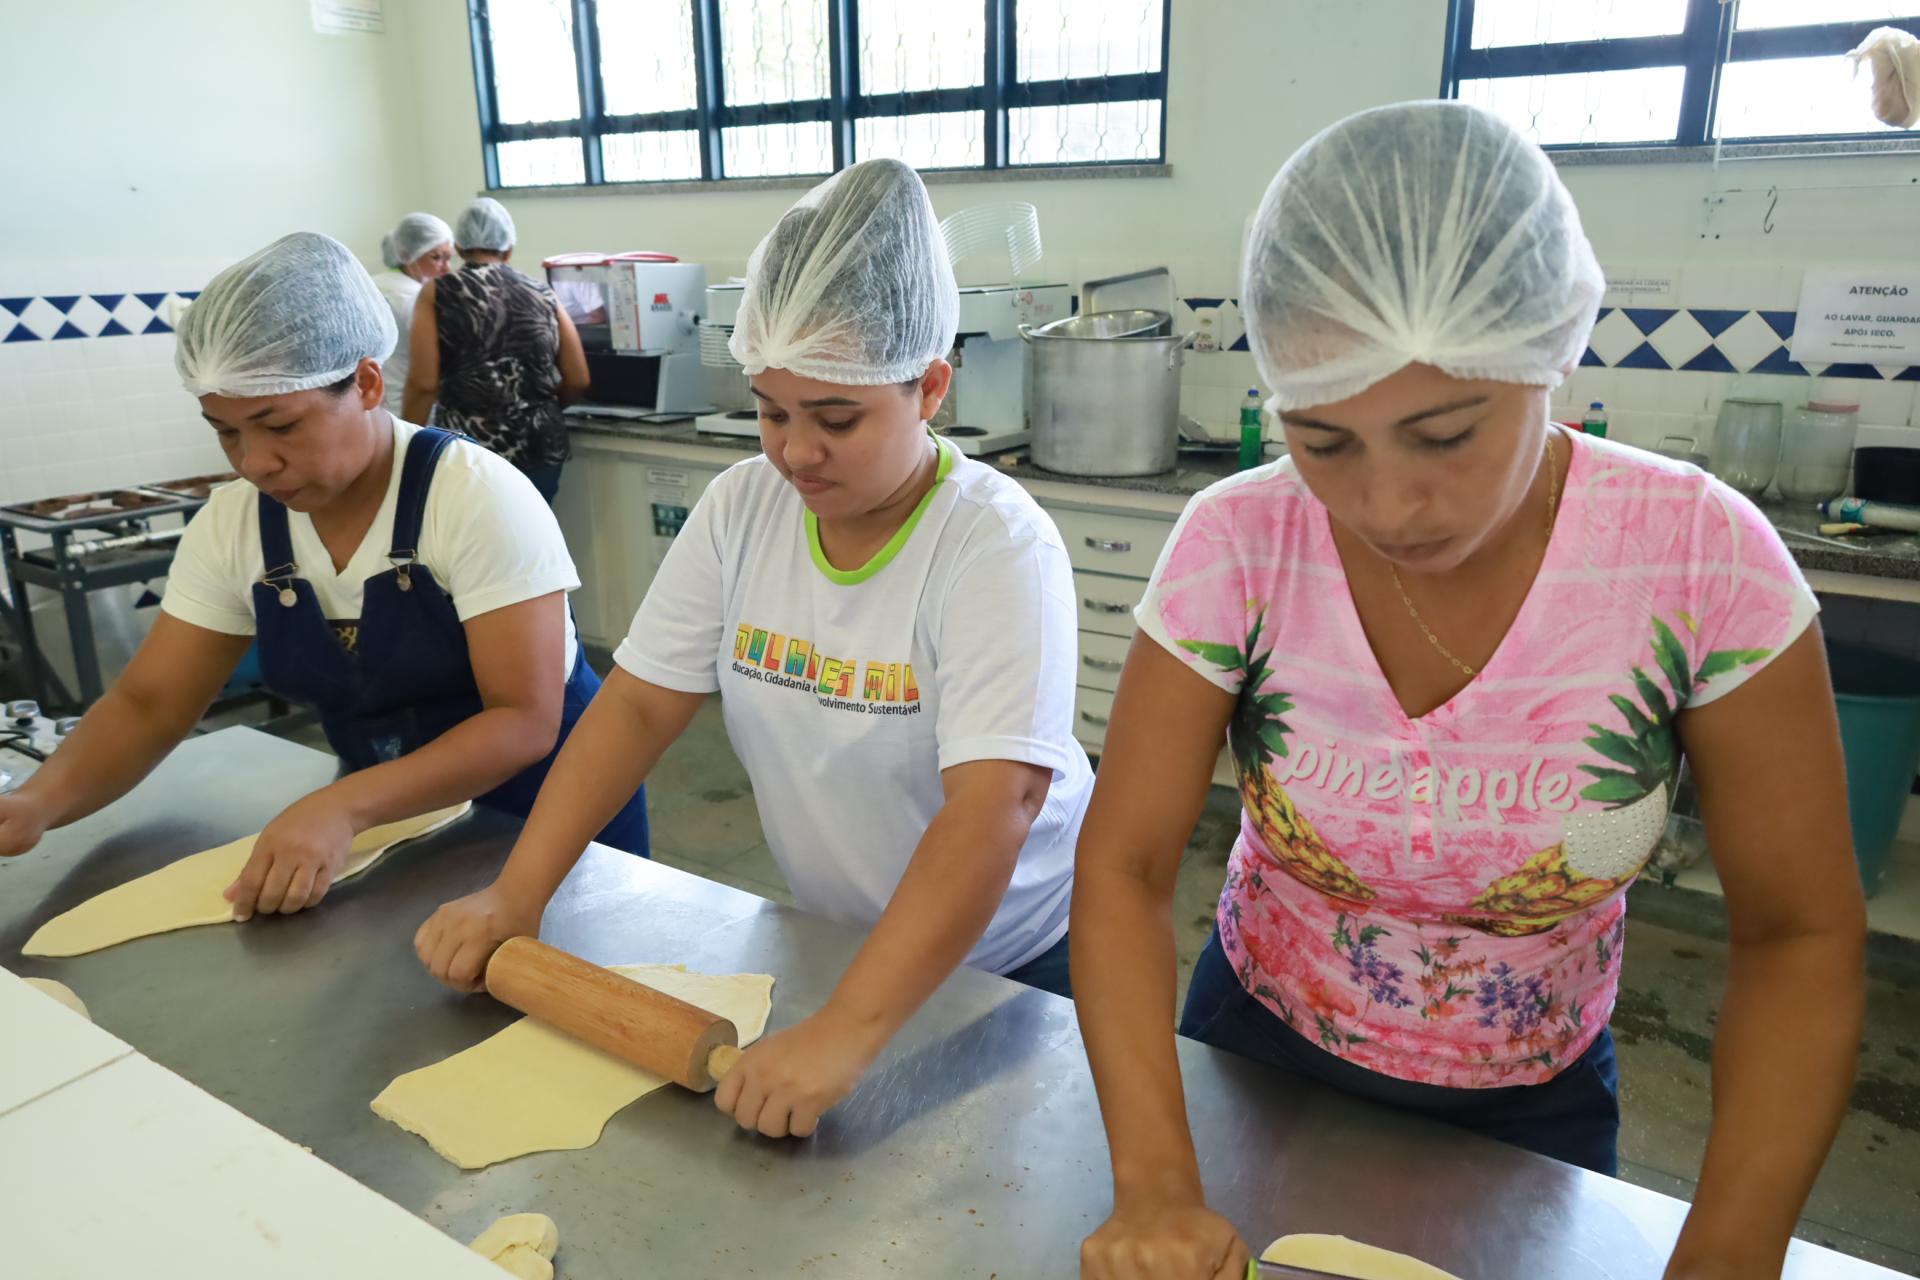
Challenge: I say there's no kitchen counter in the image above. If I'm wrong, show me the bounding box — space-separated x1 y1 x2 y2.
568 415 1920 586
0 727 1899 1279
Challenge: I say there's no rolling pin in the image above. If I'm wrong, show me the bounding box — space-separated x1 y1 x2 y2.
484 937 743 1092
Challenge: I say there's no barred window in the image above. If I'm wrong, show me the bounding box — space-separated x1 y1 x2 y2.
1443 1 1920 149
468 0 1170 188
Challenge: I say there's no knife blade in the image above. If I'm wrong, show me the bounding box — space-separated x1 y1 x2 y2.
1248 1260 1353 1279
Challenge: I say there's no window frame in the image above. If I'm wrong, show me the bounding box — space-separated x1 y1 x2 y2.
1439 1 1920 151
468 0 1173 189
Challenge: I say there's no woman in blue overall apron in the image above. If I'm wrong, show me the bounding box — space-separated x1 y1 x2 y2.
251 422 649 847
0 232 645 917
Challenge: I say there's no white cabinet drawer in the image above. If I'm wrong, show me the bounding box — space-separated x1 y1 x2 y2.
1074 685 1116 751
1073 681 1238 785
1077 630 1131 692
1048 506 1175 579
1075 571 1146 638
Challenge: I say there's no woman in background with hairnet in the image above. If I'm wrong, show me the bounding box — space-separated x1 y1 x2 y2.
413 159 1091 1139
404 197 589 504
372 212 453 419
0 232 648 909
1073 102 1863 1279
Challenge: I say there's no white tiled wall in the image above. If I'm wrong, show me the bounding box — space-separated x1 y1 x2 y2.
0 331 225 507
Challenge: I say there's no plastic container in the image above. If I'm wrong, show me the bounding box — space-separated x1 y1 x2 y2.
1777 399 1858 504
1581 401 1609 438
1708 398 1783 498
1852 445 1920 505
1238 389 1264 470
1827 639 1920 896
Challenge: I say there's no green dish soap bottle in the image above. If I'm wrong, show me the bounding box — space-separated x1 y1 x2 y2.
1238 388 1265 470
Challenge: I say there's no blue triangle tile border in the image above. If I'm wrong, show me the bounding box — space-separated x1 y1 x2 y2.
1681 346 1737 373
1689 309 1746 338
1615 341 1671 370
0 291 1911 388
1623 307 1677 335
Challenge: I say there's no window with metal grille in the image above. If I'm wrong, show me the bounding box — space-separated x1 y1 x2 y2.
468 0 1170 188
1442 2 1920 149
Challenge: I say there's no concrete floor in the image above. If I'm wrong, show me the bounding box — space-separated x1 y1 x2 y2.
254 688 1920 1274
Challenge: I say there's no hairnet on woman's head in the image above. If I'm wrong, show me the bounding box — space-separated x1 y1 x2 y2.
175 232 397 398
1243 100 1604 412
389 212 453 266
455 197 516 252
379 233 402 271
728 158 958 386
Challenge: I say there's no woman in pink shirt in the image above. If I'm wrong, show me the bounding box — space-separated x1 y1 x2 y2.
1072 102 1866 1280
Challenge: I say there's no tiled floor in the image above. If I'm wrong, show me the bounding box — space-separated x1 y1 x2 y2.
253 691 1920 1274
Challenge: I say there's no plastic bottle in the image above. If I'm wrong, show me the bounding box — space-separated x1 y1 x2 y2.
1581 401 1609 438
1238 389 1265 471
1823 497 1920 532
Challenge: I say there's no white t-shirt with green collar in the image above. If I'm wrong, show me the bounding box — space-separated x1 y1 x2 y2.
614 438 1090 973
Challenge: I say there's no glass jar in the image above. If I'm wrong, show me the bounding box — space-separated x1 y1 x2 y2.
1709 398 1784 499
1778 400 1859 504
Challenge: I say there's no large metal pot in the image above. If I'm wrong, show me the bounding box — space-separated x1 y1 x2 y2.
1021 312 1193 476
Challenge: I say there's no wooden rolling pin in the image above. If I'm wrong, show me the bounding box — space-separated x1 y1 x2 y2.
484 937 743 1092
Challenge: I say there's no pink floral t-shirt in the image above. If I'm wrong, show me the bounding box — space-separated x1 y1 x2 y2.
1137 432 1816 1088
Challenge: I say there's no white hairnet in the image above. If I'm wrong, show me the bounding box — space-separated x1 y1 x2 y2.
729 159 958 386
379 233 402 271
1243 100 1604 412
389 212 453 266
455 197 516 251
175 232 398 398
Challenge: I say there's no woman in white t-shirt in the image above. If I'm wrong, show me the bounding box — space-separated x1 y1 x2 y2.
372 212 454 419
0 232 648 911
415 159 1092 1139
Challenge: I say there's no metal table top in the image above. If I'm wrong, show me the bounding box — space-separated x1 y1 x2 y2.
0 729 1895 1279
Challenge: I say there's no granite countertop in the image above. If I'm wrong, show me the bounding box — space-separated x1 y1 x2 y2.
1756 499 1920 582
567 415 1920 583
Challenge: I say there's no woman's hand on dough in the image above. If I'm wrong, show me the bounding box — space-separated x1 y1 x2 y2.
226 793 358 920
712 1009 885 1139
1081 1197 1250 1280
0 791 52 857
414 881 543 994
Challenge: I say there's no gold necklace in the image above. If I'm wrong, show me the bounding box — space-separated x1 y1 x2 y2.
1388 431 1562 679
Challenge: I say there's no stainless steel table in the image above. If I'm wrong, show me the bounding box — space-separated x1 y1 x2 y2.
0 729 1895 1278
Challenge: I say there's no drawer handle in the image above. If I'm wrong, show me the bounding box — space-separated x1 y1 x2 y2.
1079 710 1110 728
1083 598 1132 615
1084 536 1133 553
1082 656 1124 672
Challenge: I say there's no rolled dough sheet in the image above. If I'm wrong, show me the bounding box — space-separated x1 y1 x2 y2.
23 801 471 958
1262 1234 1461 1280
373 964 775 1170
23 976 90 1020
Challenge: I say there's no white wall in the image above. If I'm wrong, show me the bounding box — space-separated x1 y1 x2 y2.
0 0 423 504
7 0 1917 505
393 0 1920 442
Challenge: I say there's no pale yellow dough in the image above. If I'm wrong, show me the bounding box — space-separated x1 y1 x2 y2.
23 977 89 1020
372 964 776 1169
470 1212 560 1279
1262 1234 1461 1280
22 802 470 957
